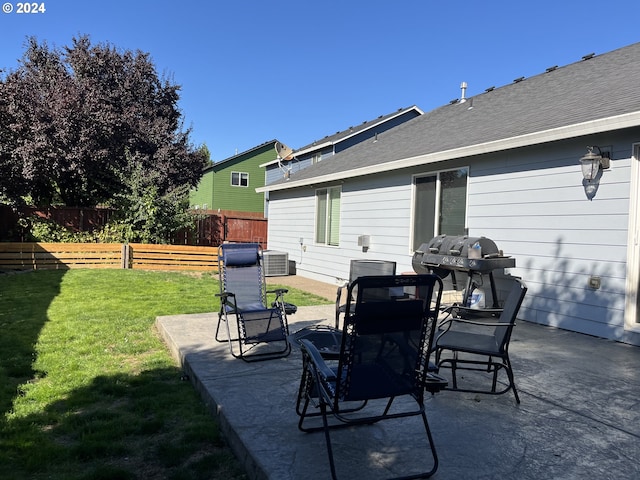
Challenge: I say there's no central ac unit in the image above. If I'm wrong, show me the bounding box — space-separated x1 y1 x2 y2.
262 250 289 276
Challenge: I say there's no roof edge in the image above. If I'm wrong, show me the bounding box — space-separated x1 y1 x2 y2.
257 111 640 193
261 106 424 168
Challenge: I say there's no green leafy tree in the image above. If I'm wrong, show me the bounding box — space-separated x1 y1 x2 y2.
104 155 194 244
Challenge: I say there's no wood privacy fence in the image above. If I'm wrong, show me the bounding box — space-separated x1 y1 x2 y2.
0 243 220 272
0 205 267 248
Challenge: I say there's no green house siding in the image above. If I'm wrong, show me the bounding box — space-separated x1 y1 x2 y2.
189 169 214 209
190 141 276 214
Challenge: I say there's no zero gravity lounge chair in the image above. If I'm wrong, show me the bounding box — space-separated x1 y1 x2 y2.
297 274 447 479
290 259 398 361
335 259 397 329
215 243 291 362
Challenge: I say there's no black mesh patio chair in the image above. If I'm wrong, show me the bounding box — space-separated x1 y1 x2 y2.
290 259 398 361
215 243 291 362
335 259 396 329
297 274 446 479
434 278 527 403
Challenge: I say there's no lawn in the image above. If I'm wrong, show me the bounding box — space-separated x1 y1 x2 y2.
0 268 326 480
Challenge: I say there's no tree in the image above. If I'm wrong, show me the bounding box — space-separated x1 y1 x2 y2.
0 35 207 208
106 154 194 244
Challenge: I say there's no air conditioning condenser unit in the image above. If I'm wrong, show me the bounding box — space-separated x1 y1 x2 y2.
262 251 289 276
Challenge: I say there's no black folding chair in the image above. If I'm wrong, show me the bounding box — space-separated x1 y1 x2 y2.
335 259 396 329
434 278 527 403
215 243 291 362
297 274 446 479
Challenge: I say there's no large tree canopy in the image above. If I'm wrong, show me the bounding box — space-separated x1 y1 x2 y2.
0 35 207 207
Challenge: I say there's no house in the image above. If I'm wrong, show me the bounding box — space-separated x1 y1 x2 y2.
190 108 423 216
257 42 640 346
190 140 283 215
261 106 423 185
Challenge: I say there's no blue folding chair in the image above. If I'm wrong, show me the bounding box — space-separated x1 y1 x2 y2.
215 243 291 362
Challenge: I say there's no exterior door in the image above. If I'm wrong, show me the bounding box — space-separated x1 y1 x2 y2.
625 143 640 332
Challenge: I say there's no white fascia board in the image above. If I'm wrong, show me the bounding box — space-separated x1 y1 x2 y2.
259 158 279 168
257 111 640 193
293 141 333 157
260 140 333 167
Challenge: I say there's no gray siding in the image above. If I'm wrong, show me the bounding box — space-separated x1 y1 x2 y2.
267 131 640 345
466 134 635 342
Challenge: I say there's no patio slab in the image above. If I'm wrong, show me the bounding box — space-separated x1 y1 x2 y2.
156 302 640 479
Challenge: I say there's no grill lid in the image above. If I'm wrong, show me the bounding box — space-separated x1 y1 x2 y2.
412 235 514 276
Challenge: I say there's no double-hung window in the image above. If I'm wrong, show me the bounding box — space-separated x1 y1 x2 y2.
231 172 249 187
412 168 468 250
315 186 341 246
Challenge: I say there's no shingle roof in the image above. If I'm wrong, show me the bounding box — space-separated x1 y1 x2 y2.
261 42 640 191
205 139 278 172
260 106 424 168
294 105 423 153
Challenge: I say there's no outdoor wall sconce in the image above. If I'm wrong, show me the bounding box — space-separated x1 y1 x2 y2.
579 146 610 182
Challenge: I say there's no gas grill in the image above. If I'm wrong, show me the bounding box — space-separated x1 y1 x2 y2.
412 234 515 309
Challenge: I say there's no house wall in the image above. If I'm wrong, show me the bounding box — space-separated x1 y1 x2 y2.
266 129 640 345
265 147 332 185
268 169 435 285
466 131 639 345
192 143 275 214
189 169 214 209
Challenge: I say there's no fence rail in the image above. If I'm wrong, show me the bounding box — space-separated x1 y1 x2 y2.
128 243 219 271
0 242 220 272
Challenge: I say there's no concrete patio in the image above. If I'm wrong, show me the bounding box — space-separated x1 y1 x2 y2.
156 283 640 479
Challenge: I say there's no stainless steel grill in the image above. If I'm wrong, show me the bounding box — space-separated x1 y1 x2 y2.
412 234 515 309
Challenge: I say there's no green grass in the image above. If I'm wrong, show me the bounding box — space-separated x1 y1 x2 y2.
0 269 328 480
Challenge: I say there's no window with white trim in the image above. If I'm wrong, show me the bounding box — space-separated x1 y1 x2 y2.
315 186 341 246
231 171 249 187
412 168 468 250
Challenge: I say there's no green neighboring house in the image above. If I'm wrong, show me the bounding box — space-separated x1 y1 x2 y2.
190 140 281 215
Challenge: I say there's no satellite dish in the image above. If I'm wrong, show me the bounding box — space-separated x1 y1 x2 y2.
274 141 294 161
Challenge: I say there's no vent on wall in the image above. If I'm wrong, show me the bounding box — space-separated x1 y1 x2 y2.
263 251 289 276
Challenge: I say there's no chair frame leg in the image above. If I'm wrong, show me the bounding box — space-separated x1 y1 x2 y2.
297 374 439 479
215 310 291 362
436 351 520 404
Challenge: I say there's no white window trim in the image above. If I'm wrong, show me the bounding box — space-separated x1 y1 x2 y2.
410 167 469 252
231 171 249 187
314 185 341 246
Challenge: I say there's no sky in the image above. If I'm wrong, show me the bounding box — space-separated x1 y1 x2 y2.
1 0 639 162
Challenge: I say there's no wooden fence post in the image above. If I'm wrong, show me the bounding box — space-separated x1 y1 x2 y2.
121 244 131 269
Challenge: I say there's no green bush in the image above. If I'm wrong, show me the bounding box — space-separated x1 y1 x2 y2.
25 215 95 243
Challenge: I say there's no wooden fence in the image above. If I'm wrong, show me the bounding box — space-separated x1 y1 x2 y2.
0 205 267 248
0 242 220 272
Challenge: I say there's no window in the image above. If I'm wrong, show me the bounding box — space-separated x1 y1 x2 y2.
315 186 341 246
231 172 249 187
412 168 468 250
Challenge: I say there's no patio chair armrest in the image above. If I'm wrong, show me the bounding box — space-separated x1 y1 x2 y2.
447 317 515 327
299 339 336 382
441 303 502 313
216 291 235 301
267 288 288 296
